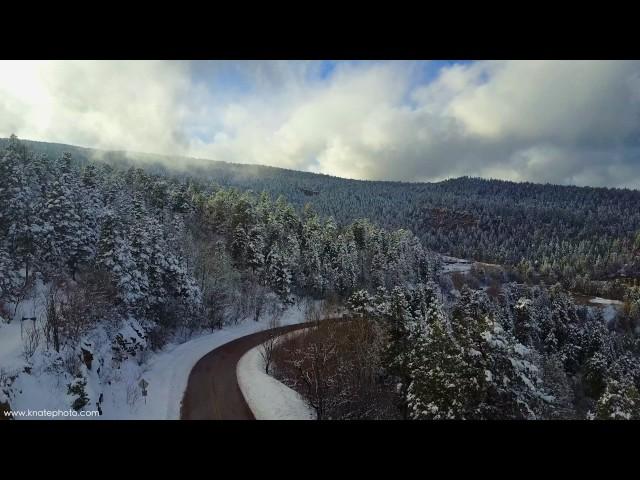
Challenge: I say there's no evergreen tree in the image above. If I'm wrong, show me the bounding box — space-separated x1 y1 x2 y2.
541 354 576 419
41 153 89 278
406 294 475 419
347 289 374 317
596 377 640 420
266 248 293 304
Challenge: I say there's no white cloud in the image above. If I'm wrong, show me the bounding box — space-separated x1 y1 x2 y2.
424 60 640 143
0 60 193 155
2 60 640 188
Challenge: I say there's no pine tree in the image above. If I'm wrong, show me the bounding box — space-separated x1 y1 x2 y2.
596 377 640 420
583 352 610 399
231 225 249 267
146 215 171 308
0 139 19 236
96 210 119 271
126 196 152 306
41 153 90 278
300 205 324 294
541 354 576 419
381 285 415 418
0 247 21 302
406 296 474 419
0 137 46 285
347 289 374 317
476 319 546 419
170 183 191 214
266 247 292 304
97 209 144 307
335 238 358 295
246 226 265 274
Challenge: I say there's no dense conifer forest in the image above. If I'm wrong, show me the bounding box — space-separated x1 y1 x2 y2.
6 137 639 287
2 136 640 419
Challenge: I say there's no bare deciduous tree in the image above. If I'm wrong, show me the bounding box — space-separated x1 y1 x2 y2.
304 299 322 325
273 322 339 419
22 322 40 361
272 318 400 420
260 334 278 375
251 282 270 322
43 284 61 353
126 381 141 408
295 332 338 419
63 348 82 377
260 311 283 374
61 278 110 343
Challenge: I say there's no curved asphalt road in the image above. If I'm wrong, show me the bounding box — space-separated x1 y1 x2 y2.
180 322 314 420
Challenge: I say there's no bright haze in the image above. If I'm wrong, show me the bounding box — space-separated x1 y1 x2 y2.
2 60 640 188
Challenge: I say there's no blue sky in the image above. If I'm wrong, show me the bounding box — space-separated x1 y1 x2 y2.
190 60 470 97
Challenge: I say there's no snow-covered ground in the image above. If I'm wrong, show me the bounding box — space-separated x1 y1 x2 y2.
589 297 624 306
440 256 473 274
440 255 502 274
1 294 315 420
586 297 624 324
237 330 316 420
600 305 619 323
0 320 23 372
1 278 47 372
0 277 86 418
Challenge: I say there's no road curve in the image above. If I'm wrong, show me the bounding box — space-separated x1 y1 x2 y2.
180 322 314 420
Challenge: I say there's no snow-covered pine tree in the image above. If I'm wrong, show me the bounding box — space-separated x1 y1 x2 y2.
379 285 417 418
246 226 265 274
406 288 475 419
96 209 144 308
170 183 191 214
0 247 21 302
41 152 93 279
347 289 374 317
8 158 41 285
335 237 358 296
266 247 293 305
541 353 576 419
126 195 152 306
595 376 640 420
474 318 547 419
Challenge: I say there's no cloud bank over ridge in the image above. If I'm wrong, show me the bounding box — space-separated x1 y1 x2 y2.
2 60 640 188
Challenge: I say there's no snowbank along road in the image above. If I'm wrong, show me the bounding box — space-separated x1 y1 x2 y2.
180 322 314 420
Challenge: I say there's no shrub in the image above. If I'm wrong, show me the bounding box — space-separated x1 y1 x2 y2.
67 377 89 411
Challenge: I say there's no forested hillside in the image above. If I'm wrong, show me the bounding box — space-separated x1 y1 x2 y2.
4 137 639 287
265 277 640 420
0 136 437 416
2 135 640 420
1 135 437 329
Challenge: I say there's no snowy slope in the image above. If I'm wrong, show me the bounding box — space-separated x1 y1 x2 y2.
2 297 311 420
1 277 47 372
0 320 23 372
237 331 316 420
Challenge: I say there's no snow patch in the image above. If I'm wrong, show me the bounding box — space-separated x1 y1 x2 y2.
441 256 473 274
589 297 624 306
0 320 24 372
